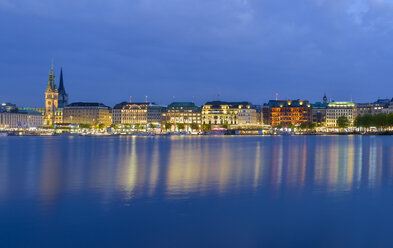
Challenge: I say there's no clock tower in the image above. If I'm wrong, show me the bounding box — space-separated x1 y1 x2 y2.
44 60 59 127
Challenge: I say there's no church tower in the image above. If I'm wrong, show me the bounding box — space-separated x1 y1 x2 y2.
58 68 68 108
44 60 59 127
323 93 328 105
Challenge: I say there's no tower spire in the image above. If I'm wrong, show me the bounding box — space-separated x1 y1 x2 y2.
323 92 328 104
57 66 69 108
58 67 65 92
46 58 57 92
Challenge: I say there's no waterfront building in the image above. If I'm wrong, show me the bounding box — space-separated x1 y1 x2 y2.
262 100 312 127
311 102 328 126
253 105 264 125
147 105 166 125
0 110 43 129
356 99 390 116
388 98 393 114
63 102 112 127
112 102 165 126
202 101 256 126
326 101 355 128
164 102 202 129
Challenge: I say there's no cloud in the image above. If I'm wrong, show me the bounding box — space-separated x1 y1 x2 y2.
1 0 393 105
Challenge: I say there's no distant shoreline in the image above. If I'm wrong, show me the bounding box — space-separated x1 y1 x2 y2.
2 132 393 137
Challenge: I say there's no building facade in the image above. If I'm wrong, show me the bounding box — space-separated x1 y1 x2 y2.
0 110 43 129
262 100 312 127
147 105 166 124
311 102 328 126
356 99 390 116
202 101 256 126
112 102 165 126
63 102 112 127
326 101 355 128
164 102 202 126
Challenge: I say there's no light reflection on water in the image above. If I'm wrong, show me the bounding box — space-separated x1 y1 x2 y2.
2 136 393 247
0 136 392 205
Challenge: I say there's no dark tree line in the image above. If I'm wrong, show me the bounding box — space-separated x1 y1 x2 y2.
354 113 393 129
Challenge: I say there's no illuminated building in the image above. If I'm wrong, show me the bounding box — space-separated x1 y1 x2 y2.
43 62 58 127
355 99 390 116
326 101 355 127
311 102 328 126
0 110 43 129
202 101 256 126
388 98 393 114
163 102 202 128
43 61 68 127
112 102 165 126
262 100 312 127
63 102 112 127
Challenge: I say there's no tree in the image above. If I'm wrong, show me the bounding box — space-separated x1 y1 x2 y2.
202 124 211 131
110 124 118 129
389 113 393 127
190 123 199 130
80 124 92 129
149 123 156 129
355 114 391 131
373 113 388 129
276 124 283 129
222 124 229 130
309 123 316 130
176 123 185 131
337 116 350 129
165 123 173 130
98 123 105 129
299 123 307 129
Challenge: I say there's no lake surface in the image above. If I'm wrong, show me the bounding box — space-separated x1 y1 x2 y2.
0 135 393 247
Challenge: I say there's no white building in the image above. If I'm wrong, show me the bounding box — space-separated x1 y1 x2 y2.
0 111 43 129
326 102 355 128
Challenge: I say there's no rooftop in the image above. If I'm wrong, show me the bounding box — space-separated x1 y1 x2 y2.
66 102 110 108
113 102 161 109
328 101 355 107
264 100 311 108
168 102 200 109
204 101 252 106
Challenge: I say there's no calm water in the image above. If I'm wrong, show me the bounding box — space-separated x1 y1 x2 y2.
1 136 393 247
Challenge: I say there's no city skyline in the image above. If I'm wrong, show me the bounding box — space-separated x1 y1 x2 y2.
2 1 393 106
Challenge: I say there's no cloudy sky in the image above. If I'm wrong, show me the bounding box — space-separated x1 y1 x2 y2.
1 0 393 107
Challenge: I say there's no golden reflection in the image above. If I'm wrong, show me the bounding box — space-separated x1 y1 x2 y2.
0 143 9 202
271 137 284 191
148 140 160 196
1 136 392 204
119 136 138 200
40 138 62 209
253 141 261 189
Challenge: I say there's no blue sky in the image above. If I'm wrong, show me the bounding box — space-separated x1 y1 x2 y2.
1 0 393 107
